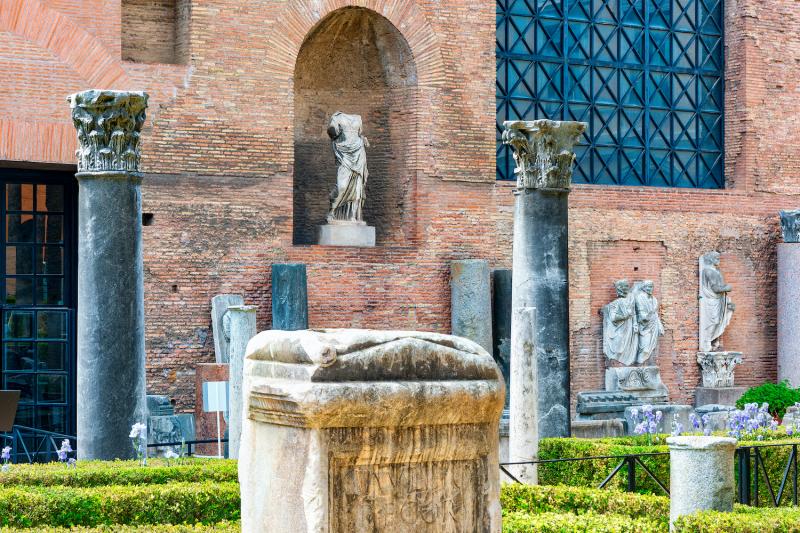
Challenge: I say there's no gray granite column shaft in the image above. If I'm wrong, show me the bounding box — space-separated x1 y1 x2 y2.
450 260 493 354
492 268 512 412
778 244 800 387
68 90 149 460
509 306 538 484
227 305 257 460
667 436 736 530
271 263 308 330
503 119 586 439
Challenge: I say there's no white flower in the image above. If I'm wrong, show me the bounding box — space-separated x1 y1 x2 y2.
129 422 146 439
164 449 179 460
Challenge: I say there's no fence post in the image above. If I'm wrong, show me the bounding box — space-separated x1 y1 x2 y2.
626 456 636 492
737 447 751 505
668 436 736 531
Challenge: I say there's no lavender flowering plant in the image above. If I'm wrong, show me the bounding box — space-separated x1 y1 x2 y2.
57 439 75 468
631 405 663 445
1 445 10 472
688 413 713 436
728 402 779 440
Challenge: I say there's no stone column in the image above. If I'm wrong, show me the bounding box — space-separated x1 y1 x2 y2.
667 436 736 530
509 306 538 484
271 263 308 330
778 243 800 386
226 305 257 460
68 90 149 460
450 259 493 354
502 119 586 438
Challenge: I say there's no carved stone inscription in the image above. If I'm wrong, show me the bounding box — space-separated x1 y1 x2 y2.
330 458 484 532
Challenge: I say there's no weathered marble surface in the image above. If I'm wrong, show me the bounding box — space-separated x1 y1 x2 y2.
69 90 148 461
780 210 800 243
606 366 669 403
602 280 664 366
571 419 625 438
491 268 512 413
239 329 505 533
317 222 375 247
450 260 493 354
575 390 639 420
148 414 195 457
778 244 800 387
271 264 308 330
667 436 736 530
699 252 735 352
509 307 538 484
226 305 256 460
697 351 742 387
694 387 745 407
327 112 369 223
211 294 244 364
501 119 586 190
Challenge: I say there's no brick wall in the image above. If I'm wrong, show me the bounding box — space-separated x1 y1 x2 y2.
0 0 797 415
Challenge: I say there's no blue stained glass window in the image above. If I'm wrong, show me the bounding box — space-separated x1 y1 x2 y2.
497 0 724 188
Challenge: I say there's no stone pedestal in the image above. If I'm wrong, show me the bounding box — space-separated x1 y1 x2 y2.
317 222 375 247
503 119 586 438
778 243 800 387
239 329 504 533
226 305 256 460
667 436 736 530
68 90 149 461
450 259 493 354
271 263 308 330
211 294 244 363
697 351 742 387
694 387 745 407
605 366 669 403
509 307 538 484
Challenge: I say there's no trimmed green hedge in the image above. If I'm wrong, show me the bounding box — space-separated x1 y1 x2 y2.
0 481 240 528
675 506 800 532
0 459 238 488
537 436 800 502
0 523 240 533
503 511 663 532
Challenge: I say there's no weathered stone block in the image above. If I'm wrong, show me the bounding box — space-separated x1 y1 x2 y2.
271 264 308 331
575 390 639 420
778 243 800 387
694 387 745 407
318 222 375 247
571 419 626 438
239 329 504 532
605 366 669 403
211 294 244 364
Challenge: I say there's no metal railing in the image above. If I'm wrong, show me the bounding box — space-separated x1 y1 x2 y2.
0 425 76 464
147 438 229 457
500 441 800 507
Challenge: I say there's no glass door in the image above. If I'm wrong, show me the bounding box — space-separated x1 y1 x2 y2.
0 169 77 438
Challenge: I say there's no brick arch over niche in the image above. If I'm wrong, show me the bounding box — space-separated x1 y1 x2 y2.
291 6 423 246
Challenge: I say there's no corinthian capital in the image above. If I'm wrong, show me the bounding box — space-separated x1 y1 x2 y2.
502 119 586 191
67 90 149 174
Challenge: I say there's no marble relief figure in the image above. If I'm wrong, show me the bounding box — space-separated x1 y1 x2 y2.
602 280 639 365
699 251 735 351
327 111 370 224
602 279 664 365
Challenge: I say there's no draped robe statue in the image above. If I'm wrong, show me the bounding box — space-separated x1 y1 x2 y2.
602 280 639 365
633 280 664 362
699 251 735 352
327 112 369 224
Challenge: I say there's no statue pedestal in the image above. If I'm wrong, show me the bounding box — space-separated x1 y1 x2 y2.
694 386 745 407
605 366 669 403
317 222 375 247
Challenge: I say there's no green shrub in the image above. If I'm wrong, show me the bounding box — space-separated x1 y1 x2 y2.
501 483 669 524
674 505 800 532
503 511 664 532
0 459 238 488
0 522 240 533
737 381 800 419
0 481 240 528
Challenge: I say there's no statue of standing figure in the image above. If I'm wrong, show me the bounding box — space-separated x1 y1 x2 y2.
327 111 369 224
699 251 735 352
602 279 664 365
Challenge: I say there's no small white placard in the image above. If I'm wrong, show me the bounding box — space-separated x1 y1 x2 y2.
202 381 229 413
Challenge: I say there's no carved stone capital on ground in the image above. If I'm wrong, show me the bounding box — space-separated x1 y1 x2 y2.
67 90 148 174
697 351 743 388
501 119 587 191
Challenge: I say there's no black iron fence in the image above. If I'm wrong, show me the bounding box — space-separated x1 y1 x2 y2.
500 441 800 507
147 438 229 457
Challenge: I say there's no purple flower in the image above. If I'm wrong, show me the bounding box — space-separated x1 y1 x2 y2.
655 411 663 423
631 408 639 419
634 422 647 435
690 414 700 430
57 450 67 462
67 458 77 469
648 421 658 433
1 446 10 461
788 427 795 436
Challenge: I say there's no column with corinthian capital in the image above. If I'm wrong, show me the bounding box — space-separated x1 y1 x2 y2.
502 119 586 439
67 90 149 460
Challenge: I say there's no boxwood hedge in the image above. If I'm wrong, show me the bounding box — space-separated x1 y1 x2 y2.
0 523 240 533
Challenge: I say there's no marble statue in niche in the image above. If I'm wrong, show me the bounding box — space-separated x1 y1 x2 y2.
602 279 664 366
699 251 735 352
327 111 370 224
602 279 639 365
634 280 664 362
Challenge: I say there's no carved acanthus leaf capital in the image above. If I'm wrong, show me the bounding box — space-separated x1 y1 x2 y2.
501 119 587 191
67 90 149 173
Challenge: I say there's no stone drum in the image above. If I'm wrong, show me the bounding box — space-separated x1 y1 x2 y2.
239 329 505 533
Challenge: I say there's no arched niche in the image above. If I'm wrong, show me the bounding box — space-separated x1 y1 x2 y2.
292 7 418 246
